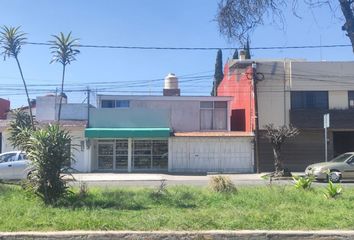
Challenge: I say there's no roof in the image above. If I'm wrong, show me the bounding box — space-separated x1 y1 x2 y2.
97 95 233 101
173 131 254 137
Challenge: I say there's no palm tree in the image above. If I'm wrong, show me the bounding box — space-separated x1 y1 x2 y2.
49 32 80 121
0 26 34 128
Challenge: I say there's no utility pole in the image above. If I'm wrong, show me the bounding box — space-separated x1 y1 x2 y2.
252 62 260 173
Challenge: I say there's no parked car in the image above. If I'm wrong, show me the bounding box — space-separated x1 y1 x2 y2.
305 152 354 183
0 151 31 180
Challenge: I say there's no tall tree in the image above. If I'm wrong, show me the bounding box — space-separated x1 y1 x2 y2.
49 32 80 121
217 0 354 53
244 39 251 59
0 26 34 128
232 48 239 59
211 49 224 96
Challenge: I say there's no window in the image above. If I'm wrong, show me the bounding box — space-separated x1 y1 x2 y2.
133 140 168 170
349 91 354 108
116 100 130 108
291 91 328 110
101 100 130 108
200 101 227 130
101 100 115 108
0 153 17 163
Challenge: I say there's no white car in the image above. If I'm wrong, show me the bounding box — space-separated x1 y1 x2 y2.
0 151 31 180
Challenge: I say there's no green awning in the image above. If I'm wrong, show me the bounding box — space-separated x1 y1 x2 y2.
85 128 170 138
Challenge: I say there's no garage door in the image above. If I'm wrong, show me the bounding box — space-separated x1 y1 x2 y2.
170 137 253 173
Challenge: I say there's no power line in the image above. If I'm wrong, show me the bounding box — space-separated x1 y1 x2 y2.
25 42 353 51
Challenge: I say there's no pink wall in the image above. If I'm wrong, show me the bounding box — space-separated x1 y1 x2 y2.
217 62 255 132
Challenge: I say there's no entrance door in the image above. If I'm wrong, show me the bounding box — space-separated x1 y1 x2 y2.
97 141 114 170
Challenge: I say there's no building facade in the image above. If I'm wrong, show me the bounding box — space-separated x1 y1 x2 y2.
218 59 354 171
84 95 254 173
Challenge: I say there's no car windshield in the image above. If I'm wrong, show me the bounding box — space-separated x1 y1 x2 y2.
331 153 354 162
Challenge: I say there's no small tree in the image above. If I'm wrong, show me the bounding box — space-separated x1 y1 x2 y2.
49 32 80 121
7 109 34 151
0 26 34 128
8 111 72 204
264 124 299 177
26 124 73 204
211 49 224 96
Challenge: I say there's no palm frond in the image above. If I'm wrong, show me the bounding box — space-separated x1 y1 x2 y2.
49 31 80 66
0 25 27 60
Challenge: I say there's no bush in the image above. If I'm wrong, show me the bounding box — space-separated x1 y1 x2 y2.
26 124 73 204
292 175 314 190
209 175 236 193
324 180 342 199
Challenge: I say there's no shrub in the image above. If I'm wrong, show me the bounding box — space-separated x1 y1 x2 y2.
150 179 168 201
324 180 342 199
209 175 236 193
292 175 314 190
26 124 73 204
78 181 89 199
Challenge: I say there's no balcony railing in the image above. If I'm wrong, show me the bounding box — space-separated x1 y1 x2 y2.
290 109 354 129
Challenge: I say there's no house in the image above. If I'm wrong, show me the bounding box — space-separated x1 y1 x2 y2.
83 73 254 173
0 94 88 171
218 52 354 171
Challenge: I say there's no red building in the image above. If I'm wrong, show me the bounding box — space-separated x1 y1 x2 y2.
217 60 255 133
0 98 10 119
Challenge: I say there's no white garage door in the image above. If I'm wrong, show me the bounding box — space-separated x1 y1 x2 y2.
169 137 253 173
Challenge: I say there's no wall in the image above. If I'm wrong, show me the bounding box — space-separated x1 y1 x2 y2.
256 61 290 128
0 98 10 119
89 108 170 128
131 100 200 131
36 96 57 121
169 136 253 173
217 60 254 132
0 127 89 172
60 104 88 120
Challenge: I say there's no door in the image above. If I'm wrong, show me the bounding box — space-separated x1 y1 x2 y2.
97 141 114 170
115 140 128 171
0 152 17 179
11 152 29 179
342 156 354 179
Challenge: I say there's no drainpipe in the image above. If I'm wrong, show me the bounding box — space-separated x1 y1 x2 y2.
252 62 261 173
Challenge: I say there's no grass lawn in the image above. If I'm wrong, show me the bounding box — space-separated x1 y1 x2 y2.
0 183 354 231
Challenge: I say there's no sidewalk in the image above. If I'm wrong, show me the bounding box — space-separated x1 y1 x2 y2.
70 173 268 182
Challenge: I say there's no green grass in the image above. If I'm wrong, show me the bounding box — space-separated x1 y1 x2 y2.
1 183 354 231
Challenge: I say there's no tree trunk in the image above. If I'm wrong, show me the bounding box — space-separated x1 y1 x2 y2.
15 57 34 128
57 64 66 122
273 145 283 176
339 0 354 53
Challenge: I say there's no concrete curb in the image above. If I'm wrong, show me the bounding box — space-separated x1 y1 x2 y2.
1 230 354 239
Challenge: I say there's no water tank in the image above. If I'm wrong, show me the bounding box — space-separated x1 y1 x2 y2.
163 73 180 96
164 73 179 89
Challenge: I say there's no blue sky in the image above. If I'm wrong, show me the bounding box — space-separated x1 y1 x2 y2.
1 0 353 107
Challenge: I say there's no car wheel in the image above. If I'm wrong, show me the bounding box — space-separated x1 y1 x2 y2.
328 171 341 183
